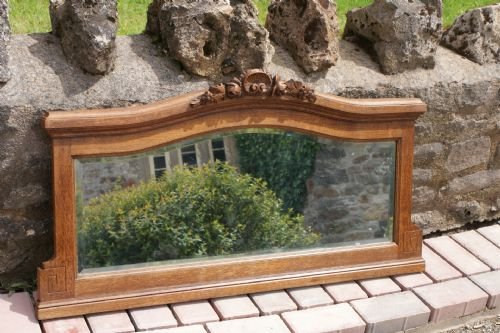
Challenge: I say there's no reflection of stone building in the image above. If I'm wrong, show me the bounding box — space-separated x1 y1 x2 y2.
77 137 237 204
304 140 395 244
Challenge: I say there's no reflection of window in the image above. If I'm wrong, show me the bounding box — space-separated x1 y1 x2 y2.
211 139 226 162
150 139 228 179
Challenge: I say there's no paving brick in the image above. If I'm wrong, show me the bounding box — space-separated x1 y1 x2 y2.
287 286 334 309
171 300 219 325
425 236 490 276
42 317 90 333
392 273 433 291
324 281 368 303
350 291 430 333
0 292 41 333
477 224 500 248
250 290 297 315
470 270 500 309
422 245 462 282
413 277 489 323
86 311 135 333
281 303 365 333
211 295 259 320
358 277 401 297
206 315 290 333
129 305 178 330
451 230 500 269
148 325 207 333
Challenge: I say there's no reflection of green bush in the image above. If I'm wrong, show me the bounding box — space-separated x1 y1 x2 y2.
236 132 320 213
78 162 319 269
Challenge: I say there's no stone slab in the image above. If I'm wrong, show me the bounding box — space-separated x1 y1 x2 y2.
0 292 41 333
250 290 297 315
324 281 368 303
129 305 178 330
171 300 219 325
424 236 490 276
148 325 207 333
206 315 290 333
350 291 430 333
211 295 259 320
86 311 135 333
451 230 500 269
358 277 401 297
470 270 500 309
413 277 489 323
287 286 334 309
392 273 433 291
42 317 90 333
422 244 462 282
281 303 365 333
477 224 500 248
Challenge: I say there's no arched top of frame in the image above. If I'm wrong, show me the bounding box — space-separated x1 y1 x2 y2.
43 69 426 138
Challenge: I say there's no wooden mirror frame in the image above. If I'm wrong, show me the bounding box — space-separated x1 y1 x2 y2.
37 70 426 319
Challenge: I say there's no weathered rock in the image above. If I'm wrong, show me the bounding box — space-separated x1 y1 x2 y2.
411 210 448 232
147 0 273 77
344 0 442 74
0 0 10 83
445 137 491 173
49 0 118 75
413 186 436 208
265 0 339 73
414 142 444 161
448 170 500 195
413 169 433 184
452 200 483 220
442 5 500 65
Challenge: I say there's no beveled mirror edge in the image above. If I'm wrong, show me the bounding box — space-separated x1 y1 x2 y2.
37 70 426 319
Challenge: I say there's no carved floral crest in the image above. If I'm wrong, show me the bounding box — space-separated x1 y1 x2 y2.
190 69 317 107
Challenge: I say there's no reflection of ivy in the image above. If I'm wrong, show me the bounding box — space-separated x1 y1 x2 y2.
236 132 320 213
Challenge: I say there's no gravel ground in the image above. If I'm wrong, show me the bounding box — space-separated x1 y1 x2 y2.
441 315 500 333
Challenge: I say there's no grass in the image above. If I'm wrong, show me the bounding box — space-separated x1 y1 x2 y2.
8 0 500 35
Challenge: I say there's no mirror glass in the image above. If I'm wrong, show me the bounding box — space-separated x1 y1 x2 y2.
75 129 396 274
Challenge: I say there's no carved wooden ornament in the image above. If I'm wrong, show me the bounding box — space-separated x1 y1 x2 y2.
190 69 317 107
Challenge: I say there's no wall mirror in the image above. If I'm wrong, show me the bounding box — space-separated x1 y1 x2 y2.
37 69 426 319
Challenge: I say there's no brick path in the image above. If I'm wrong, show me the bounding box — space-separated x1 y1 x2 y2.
1 225 499 333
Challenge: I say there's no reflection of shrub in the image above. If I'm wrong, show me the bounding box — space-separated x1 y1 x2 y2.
236 132 319 213
78 162 319 269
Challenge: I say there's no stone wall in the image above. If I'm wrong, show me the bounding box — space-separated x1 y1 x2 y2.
0 1 499 280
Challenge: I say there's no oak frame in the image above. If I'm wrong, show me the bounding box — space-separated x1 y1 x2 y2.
37 75 426 320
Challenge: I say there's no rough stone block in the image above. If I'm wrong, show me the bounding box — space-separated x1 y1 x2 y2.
413 169 433 185
413 278 489 322
393 273 433 290
281 303 366 333
129 305 178 330
49 0 118 75
414 143 444 162
350 291 430 333
422 244 462 282
445 137 491 173
477 224 500 247
265 0 339 73
251 290 297 315
147 0 273 77
287 286 334 309
171 300 219 325
470 270 500 309
442 5 500 64
86 311 135 333
0 0 11 83
448 170 500 195
324 281 368 303
42 317 90 333
358 277 401 297
425 236 490 276
206 315 290 333
0 292 41 333
451 230 500 269
344 0 442 74
211 295 259 320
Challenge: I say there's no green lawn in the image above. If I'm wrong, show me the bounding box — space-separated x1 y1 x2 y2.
9 0 500 35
